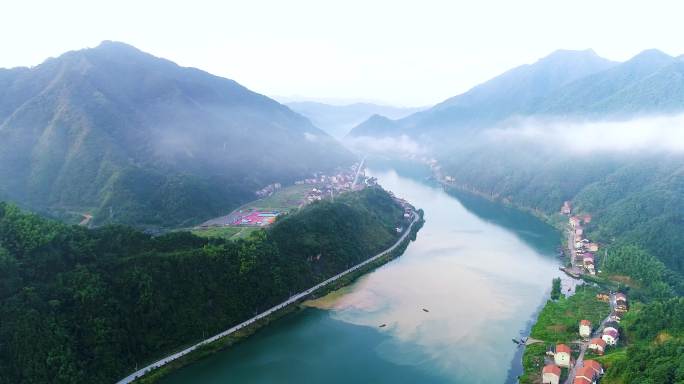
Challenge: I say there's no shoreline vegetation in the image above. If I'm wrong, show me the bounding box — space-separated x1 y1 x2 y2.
0 186 424 384
437 173 683 383
134 208 425 383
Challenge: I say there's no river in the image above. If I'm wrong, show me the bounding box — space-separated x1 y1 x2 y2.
160 164 564 384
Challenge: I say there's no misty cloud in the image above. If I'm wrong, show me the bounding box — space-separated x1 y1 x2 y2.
486 114 684 153
343 135 426 155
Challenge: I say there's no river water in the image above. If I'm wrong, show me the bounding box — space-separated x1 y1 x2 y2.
161 165 563 384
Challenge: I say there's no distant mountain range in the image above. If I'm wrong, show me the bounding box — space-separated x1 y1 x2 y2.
349 49 684 140
286 101 424 138
0 41 352 227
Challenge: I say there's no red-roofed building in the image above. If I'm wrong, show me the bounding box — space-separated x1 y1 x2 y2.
554 344 572 367
583 360 604 376
574 366 596 384
579 319 592 338
586 243 599 252
561 201 572 215
569 216 581 228
542 364 561 384
583 214 592 223
588 338 606 355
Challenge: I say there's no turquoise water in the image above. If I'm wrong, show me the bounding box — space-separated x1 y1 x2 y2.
161 167 562 384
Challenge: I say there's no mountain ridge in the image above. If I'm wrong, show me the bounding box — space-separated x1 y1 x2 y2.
0 41 353 227
348 48 684 140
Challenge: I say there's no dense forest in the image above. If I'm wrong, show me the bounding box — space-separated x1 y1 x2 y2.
0 187 408 384
600 297 684 383
442 147 684 278
441 146 684 382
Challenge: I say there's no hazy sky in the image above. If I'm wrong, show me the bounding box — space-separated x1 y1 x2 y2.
2 0 683 106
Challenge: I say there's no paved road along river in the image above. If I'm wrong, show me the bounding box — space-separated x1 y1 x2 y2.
160 164 565 384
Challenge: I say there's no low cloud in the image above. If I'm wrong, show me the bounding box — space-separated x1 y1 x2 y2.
486 114 684 153
343 134 426 155
303 132 319 142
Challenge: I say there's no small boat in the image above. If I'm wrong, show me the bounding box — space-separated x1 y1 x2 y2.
422 308 429 313
512 338 520 344
379 324 387 328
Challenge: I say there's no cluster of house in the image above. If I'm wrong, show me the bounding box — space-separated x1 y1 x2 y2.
296 167 368 199
566 210 600 275
586 293 628 356
542 290 629 383
543 344 604 384
388 192 415 233
255 182 282 198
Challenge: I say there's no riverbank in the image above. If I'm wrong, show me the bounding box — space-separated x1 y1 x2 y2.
123 209 425 383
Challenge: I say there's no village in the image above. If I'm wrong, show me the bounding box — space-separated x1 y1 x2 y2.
194 161 415 238
531 202 630 384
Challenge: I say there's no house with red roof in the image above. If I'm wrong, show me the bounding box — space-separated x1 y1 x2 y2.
588 338 606 355
569 216 581 228
542 364 561 384
579 319 592 338
583 214 592 223
583 360 604 376
586 242 599 252
561 201 572 215
554 344 572 367
574 366 597 384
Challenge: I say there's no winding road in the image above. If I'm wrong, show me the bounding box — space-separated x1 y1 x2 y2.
117 210 419 384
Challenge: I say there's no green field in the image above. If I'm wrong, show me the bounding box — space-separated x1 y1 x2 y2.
193 184 318 239
191 226 258 240
249 184 315 211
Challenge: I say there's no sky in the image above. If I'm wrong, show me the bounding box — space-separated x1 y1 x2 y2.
2 0 683 106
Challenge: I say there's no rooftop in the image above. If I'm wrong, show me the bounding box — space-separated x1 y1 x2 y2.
543 364 561 376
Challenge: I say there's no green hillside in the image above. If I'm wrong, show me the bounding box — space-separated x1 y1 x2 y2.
0 42 352 228
0 187 408 383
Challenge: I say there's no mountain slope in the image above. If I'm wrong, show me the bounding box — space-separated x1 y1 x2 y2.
536 49 684 115
349 49 616 138
0 41 352 227
349 49 684 141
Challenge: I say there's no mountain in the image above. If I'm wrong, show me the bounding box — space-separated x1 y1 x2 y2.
349 48 684 141
536 49 684 115
349 49 617 138
286 101 423 138
0 41 352 227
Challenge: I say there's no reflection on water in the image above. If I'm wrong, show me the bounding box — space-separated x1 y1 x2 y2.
161 166 563 384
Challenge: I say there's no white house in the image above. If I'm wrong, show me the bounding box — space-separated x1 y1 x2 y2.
602 328 619 345
554 344 572 368
542 364 561 384
579 320 592 338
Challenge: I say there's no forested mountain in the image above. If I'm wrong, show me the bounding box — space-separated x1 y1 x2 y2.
286 101 423 138
0 187 410 384
0 41 352 227
348 49 684 140
348 49 616 138
536 49 684 115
